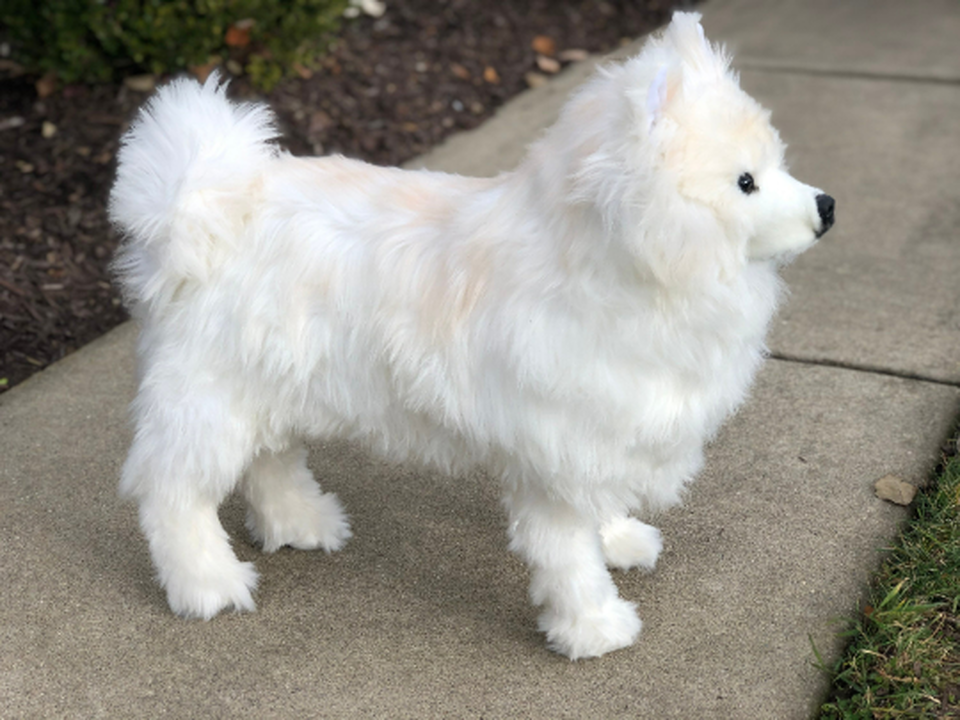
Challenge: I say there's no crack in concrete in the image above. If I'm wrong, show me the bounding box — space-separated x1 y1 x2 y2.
738 61 960 86
769 352 960 389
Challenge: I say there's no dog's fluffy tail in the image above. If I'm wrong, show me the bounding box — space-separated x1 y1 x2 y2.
109 73 278 311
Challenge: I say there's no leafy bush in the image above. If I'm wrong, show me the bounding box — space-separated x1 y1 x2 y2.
2 0 349 88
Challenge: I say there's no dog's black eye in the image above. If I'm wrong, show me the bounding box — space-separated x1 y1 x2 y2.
738 173 757 195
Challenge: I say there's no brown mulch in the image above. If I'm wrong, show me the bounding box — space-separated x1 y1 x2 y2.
0 0 692 393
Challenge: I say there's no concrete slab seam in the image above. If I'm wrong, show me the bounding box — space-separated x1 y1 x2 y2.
736 61 960 86
770 353 960 390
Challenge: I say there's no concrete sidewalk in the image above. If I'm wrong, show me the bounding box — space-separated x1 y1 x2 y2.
3 1 959 717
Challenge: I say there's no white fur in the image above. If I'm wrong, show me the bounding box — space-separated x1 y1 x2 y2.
601 517 663 571
109 13 831 658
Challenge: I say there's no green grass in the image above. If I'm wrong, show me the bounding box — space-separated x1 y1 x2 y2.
817 445 960 719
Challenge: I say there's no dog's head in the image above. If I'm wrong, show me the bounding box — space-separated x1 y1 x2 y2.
644 14 834 265
550 13 835 287
636 13 834 273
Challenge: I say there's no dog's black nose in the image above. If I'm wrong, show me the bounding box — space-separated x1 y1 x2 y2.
815 193 835 238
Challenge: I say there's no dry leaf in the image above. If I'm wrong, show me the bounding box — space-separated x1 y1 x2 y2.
225 25 251 48
874 475 917 506
292 62 313 80
36 72 57 98
0 59 25 76
190 60 221 83
531 35 556 56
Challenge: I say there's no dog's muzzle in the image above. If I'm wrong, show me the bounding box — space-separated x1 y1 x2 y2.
815 193 835 238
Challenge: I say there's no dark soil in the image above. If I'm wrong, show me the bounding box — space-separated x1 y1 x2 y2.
0 0 692 393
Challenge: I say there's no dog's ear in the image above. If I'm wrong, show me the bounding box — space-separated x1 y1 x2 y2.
645 64 682 134
646 13 716 133
666 12 730 87
664 13 715 73
645 66 669 133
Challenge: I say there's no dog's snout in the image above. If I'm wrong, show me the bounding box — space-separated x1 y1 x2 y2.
815 193 835 238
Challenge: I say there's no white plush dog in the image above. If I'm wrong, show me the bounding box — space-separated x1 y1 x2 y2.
110 12 834 659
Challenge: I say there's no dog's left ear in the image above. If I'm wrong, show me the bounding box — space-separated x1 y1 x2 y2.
645 66 669 133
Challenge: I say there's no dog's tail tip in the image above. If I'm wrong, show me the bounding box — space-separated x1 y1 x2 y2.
109 73 278 308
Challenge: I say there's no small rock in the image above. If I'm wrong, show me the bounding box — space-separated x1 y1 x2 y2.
559 49 590 63
483 66 500 84
361 0 386 17
0 116 25 132
450 63 470 81
226 60 244 76
874 475 917 506
346 0 386 18
536 55 561 74
41 121 57 138
123 74 156 93
16 160 34 174
309 110 334 135
524 72 548 89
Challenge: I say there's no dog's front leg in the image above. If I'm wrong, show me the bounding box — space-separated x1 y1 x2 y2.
505 487 642 659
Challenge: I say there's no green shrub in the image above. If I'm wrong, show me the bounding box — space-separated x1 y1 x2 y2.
2 0 349 88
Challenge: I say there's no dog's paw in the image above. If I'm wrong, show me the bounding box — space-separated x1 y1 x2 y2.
163 557 259 620
600 517 663 571
539 596 642 660
247 490 352 554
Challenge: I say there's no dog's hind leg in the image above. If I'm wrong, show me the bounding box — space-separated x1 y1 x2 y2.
505 486 642 659
600 516 663 571
135 486 259 619
121 382 260 619
241 443 352 553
